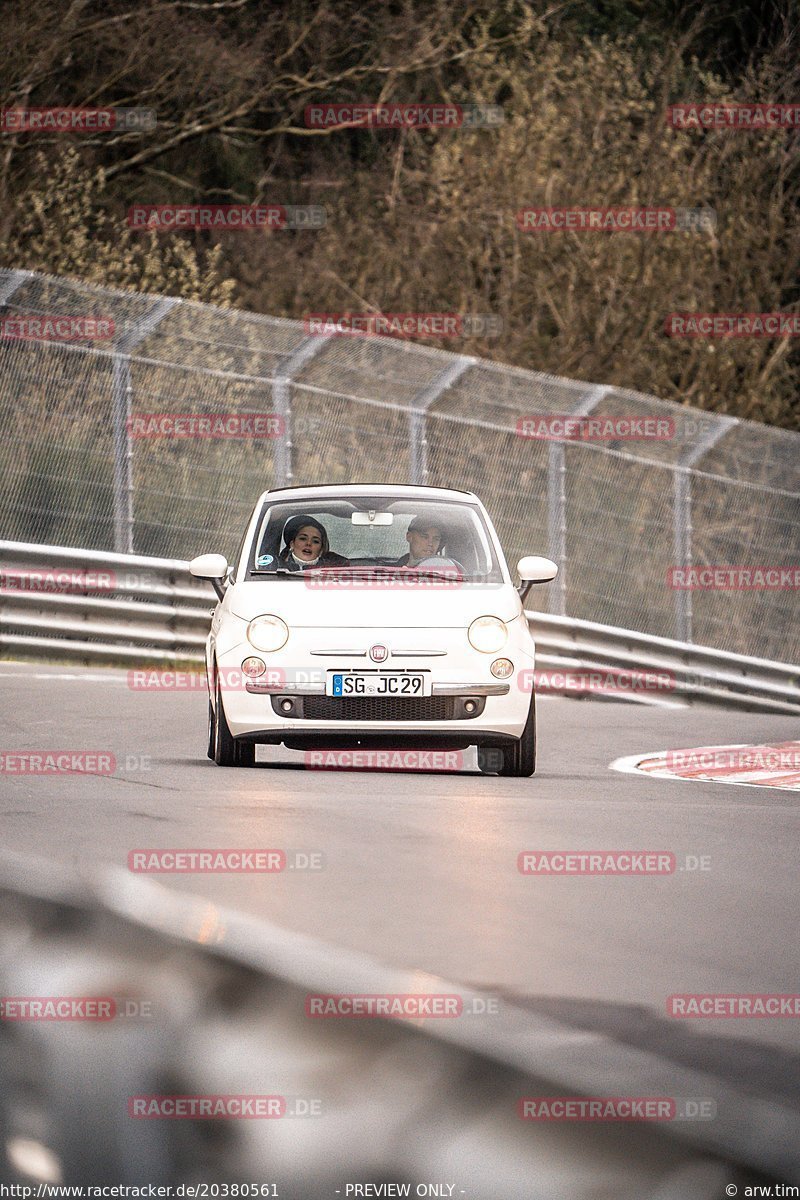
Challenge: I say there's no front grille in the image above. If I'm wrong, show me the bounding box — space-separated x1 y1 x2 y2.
301 695 457 722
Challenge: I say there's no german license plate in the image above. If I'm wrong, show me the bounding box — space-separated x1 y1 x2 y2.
327 672 428 697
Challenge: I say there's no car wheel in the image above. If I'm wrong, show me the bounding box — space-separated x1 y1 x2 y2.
498 694 536 778
207 694 216 759
213 676 255 767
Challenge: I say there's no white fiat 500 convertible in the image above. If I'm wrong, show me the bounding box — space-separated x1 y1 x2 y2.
190 484 557 777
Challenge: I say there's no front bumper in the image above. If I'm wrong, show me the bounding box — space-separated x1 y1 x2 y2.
222 681 530 742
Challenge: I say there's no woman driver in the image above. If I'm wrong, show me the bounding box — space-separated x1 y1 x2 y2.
278 515 349 571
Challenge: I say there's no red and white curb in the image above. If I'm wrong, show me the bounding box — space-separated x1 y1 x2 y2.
610 740 800 791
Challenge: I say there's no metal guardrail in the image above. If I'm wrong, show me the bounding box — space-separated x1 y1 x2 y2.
529 612 800 715
1 540 799 713
0 540 210 664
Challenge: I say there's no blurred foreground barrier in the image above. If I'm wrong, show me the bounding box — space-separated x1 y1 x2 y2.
0 852 795 1194
1 540 799 713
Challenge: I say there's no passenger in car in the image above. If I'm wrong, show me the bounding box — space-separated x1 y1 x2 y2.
278 515 349 571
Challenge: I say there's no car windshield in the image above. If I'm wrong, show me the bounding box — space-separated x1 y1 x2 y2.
245 495 505 583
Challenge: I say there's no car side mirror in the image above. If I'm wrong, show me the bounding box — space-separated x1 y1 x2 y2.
189 553 229 600
516 555 558 603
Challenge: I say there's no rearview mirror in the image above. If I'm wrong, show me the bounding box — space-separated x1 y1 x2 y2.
516 555 558 603
352 512 394 525
189 553 229 600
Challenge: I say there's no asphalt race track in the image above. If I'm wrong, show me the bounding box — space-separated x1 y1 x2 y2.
1 662 799 1111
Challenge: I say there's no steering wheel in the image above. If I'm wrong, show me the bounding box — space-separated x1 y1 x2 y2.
414 556 465 578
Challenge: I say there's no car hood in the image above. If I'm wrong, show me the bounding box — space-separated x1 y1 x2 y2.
227 579 521 627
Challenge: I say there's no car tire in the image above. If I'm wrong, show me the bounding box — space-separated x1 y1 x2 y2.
498 694 536 777
213 675 255 767
207 694 216 759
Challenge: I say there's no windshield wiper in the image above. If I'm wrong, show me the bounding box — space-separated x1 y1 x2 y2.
252 567 304 578
315 565 399 574
399 569 466 582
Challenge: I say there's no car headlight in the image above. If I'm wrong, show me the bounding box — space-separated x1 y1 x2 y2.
247 615 289 653
468 615 508 653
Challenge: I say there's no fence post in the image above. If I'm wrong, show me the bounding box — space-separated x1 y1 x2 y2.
547 385 609 615
112 296 179 554
673 416 738 642
272 336 331 486
408 358 475 484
